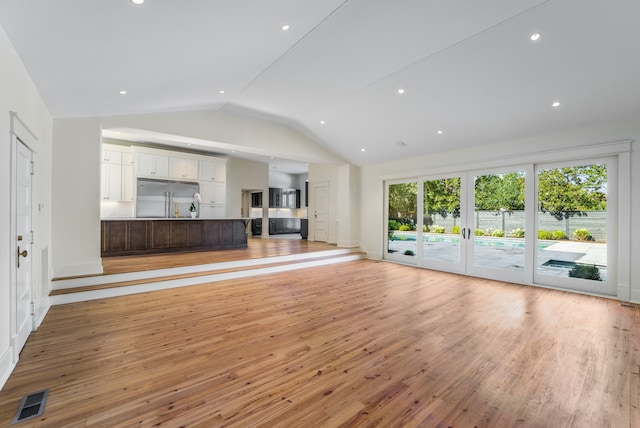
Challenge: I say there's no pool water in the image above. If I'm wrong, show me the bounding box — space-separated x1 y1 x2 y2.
392 232 550 250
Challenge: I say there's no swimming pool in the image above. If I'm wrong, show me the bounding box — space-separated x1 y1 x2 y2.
391 232 550 250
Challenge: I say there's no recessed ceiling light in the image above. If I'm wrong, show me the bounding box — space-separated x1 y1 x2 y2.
530 32 541 41
361 148 366 152
119 90 127 95
320 120 325 125
281 25 290 31
131 0 144 4
219 90 225 94
437 130 444 134
552 101 560 107
398 89 405 94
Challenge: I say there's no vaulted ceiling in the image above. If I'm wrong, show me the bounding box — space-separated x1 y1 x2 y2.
1 0 639 169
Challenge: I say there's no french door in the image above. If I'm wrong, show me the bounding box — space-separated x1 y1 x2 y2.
534 158 616 295
385 157 616 295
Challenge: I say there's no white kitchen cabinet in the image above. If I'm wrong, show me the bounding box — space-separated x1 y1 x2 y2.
199 160 226 182
137 153 169 178
102 149 122 165
122 151 134 166
122 164 134 201
199 181 226 205
101 163 122 201
198 204 225 219
170 157 199 180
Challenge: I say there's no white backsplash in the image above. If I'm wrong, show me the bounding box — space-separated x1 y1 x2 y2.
251 207 307 218
101 201 135 218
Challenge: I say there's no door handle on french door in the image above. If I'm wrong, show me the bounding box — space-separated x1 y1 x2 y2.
467 228 471 239
462 227 466 239
17 246 28 268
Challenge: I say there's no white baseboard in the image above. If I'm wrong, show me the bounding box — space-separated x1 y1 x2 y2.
617 283 630 302
630 288 640 304
0 346 16 393
337 240 360 248
34 297 50 330
52 261 103 279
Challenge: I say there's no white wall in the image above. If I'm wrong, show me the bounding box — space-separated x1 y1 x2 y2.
269 171 296 188
227 157 269 218
0 25 53 390
337 164 360 248
101 110 346 166
52 118 103 277
359 120 640 302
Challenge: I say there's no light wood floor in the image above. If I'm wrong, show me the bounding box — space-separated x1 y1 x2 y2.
2 256 639 426
98 237 339 275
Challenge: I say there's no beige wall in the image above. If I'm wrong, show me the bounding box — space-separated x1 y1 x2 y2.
51 118 103 277
226 158 269 218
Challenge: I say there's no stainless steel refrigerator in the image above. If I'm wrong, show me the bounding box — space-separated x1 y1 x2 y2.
136 178 199 218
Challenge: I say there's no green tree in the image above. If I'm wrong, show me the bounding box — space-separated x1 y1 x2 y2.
474 172 525 211
424 178 461 219
388 182 417 221
537 164 607 220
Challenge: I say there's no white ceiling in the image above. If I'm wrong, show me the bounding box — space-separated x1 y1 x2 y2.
2 0 639 172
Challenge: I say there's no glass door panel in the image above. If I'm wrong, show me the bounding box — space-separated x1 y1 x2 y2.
470 170 527 281
386 181 418 261
420 176 465 273
535 159 616 295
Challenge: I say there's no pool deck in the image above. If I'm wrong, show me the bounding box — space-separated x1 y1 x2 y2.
389 233 607 279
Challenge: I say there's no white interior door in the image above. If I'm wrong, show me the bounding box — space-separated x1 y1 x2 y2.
15 139 34 358
313 183 329 242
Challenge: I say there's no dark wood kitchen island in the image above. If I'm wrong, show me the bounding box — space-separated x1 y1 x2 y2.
101 218 249 257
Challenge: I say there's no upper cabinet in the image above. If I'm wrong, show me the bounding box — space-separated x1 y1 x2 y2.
170 157 199 181
137 153 169 178
122 152 134 166
199 182 226 205
269 187 300 208
101 149 122 165
199 160 226 182
101 144 134 202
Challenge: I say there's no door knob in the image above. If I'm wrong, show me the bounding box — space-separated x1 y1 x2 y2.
17 246 28 268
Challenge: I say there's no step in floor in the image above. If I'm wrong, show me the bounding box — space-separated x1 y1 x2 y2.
50 248 364 305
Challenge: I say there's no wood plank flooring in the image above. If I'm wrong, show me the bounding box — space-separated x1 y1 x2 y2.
2 258 639 427
99 237 338 275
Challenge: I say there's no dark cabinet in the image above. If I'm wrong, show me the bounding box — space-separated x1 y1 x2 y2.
269 187 300 208
268 188 281 207
101 219 248 257
268 218 301 235
251 192 262 208
251 218 262 236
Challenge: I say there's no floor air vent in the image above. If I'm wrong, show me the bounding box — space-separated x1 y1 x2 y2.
12 389 49 424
